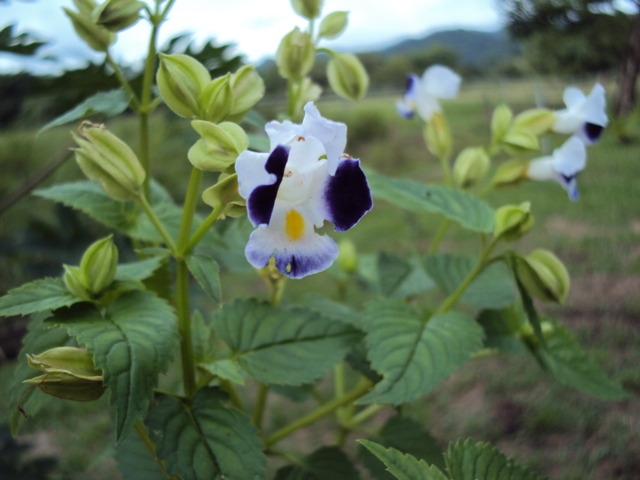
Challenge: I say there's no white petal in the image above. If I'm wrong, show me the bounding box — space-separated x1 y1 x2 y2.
235 150 275 199
265 120 303 150
422 65 461 100
552 109 583 135
302 102 347 175
552 136 586 177
582 82 608 126
527 157 556 181
563 86 585 109
278 137 329 210
415 92 441 121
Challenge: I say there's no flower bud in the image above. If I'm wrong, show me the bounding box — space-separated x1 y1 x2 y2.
326 51 369 101
293 78 322 113
157 53 211 118
200 73 234 123
490 159 528 188
337 239 358 273
188 121 248 171
290 0 324 19
494 202 534 242
73 125 145 201
453 147 490 189
276 27 315 81
79 235 119 295
63 265 90 300
318 11 348 39
501 127 540 155
423 112 452 160
491 104 512 143
25 347 105 402
63 7 115 52
513 108 556 136
92 0 145 32
228 66 265 120
516 249 570 304
73 0 98 16
202 173 244 212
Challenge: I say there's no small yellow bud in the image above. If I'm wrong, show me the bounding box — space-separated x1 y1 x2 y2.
290 0 324 19
453 147 490 189
202 173 245 212
501 127 540 155
63 7 115 52
92 0 145 32
79 235 119 295
318 11 348 39
326 52 369 101
494 202 534 242
276 27 315 81
424 112 452 160
491 159 529 188
200 73 234 123
491 104 513 143
336 239 358 273
513 108 556 136
228 66 265 120
516 249 570 304
157 53 211 118
188 120 248 171
63 265 90 300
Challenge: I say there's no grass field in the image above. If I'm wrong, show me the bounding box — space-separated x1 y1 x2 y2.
0 78 638 479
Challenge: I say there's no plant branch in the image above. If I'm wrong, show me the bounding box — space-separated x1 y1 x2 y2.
252 383 269 431
177 167 203 256
137 194 177 252
176 258 196 397
134 421 177 480
427 218 452 255
185 202 226 255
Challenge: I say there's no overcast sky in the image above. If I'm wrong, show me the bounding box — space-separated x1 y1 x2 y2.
1 0 504 74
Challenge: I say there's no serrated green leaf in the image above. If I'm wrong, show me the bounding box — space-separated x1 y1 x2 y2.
274 446 360 480
200 359 246 385
359 441 449 480
40 89 130 133
186 254 222 302
192 310 216 365
10 314 76 435
214 299 362 385
477 308 528 354
367 170 494 233
115 256 167 282
299 294 363 328
425 254 516 309
115 425 166 480
47 291 179 441
145 388 266 480
360 299 484 404
271 383 316 402
0 278 80 317
208 216 254 273
446 438 546 480
534 318 629 400
378 253 435 298
359 415 445 479
346 341 382 384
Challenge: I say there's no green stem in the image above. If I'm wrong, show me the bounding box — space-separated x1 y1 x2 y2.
252 383 270 431
220 379 244 411
265 380 372 448
106 53 141 111
137 195 177 252
427 218 451 255
139 113 151 199
135 422 177 480
349 404 385 426
176 259 196 397
439 154 453 187
185 202 226 255
177 168 203 255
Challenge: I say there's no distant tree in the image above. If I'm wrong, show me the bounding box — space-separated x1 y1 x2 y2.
500 0 640 117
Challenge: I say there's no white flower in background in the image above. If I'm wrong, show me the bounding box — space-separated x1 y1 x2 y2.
553 82 608 144
235 102 373 279
527 136 586 201
396 64 462 121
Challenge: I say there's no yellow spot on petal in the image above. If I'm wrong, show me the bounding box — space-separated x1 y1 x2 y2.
285 209 305 241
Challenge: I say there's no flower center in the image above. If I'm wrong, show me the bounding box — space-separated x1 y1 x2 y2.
285 209 305 241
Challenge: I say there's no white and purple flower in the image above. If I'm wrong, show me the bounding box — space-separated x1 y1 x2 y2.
235 102 373 279
553 82 608 144
396 64 462 121
527 135 586 201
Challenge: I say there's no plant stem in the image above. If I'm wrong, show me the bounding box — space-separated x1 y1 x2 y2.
265 379 372 447
439 155 453 187
185 202 226 255
177 168 203 255
135 421 177 480
349 403 385 426
220 379 244 411
137 195 177 252
427 218 451 255
252 383 270 431
176 258 196 397
105 53 141 111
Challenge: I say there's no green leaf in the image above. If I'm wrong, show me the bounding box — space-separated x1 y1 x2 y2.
192 310 216 365
115 256 167 282
47 291 179 441
359 441 449 480
378 253 435 298
115 425 166 480
9 314 76 435
367 170 494 233
0 278 80 317
445 438 546 480
145 388 266 480
477 307 528 354
275 446 361 480
200 359 246 385
359 415 445 479
533 318 629 400
208 216 255 273
360 299 484 404
40 90 130 133
298 294 363 328
186 254 222 302
214 299 362 385
425 254 516 309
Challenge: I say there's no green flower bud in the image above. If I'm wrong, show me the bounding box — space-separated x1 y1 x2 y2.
513 108 556 136
293 77 323 114
25 347 105 402
326 51 369 101
157 53 211 118
491 159 529 188
494 202 534 242
92 0 145 32
200 73 234 123
423 112 452 160
63 7 115 52
188 120 248 171
79 235 118 295
501 127 540 155
491 104 512 143
318 11 348 39
290 0 324 19
73 125 145 201
228 66 265 120
276 27 315 81
516 249 570 304
63 265 90 300
453 147 490 189
202 173 245 213
337 239 358 273
73 0 98 16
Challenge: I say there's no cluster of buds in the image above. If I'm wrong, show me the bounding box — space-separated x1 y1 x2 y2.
63 236 119 300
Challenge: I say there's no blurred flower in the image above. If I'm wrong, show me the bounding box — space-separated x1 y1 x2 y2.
527 136 586 201
553 82 608 144
235 102 373 278
396 65 461 121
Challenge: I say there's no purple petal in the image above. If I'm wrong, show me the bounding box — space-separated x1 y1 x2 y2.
583 122 604 143
560 174 580 201
247 145 289 226
324 158 373 232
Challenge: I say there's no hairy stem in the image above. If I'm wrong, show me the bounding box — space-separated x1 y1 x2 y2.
176 258 196 397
